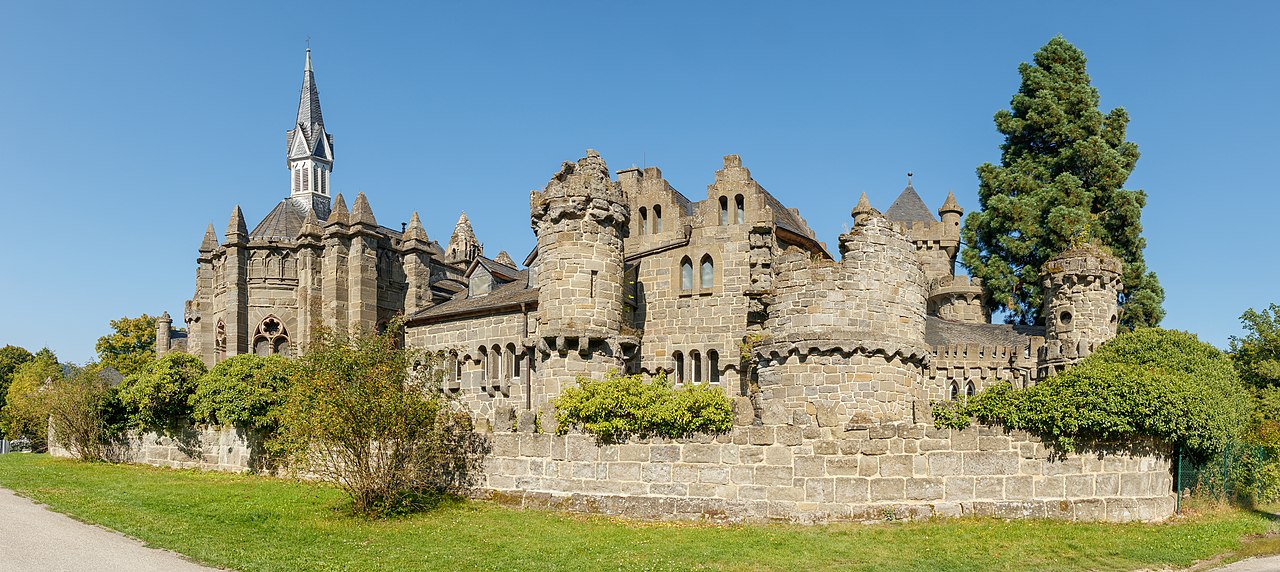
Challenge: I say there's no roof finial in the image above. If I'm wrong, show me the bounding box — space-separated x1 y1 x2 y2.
305 45 312 72
907 172 913 187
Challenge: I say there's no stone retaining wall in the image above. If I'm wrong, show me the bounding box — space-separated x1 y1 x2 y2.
49 425 259 473
479 421 1174 523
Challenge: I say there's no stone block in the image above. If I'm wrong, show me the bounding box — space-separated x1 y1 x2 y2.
1073 498 1106 521
858 456 880 477
1119 474 1149 497
974 476 1004 500
494 406 516 432
618 445 649 462
944 477 975 501
825 457 860 476
749 427 775 446
767 484 805 502
672 463 700 483
755 465 794 487
879 455 913 478
1004 476 1033 500
740 446 765 464
804 478 835 502
642 463 671 483
760 403 789 425
868 424 898 439
738 484 768 500
519 434 552 457
951 429 978 451
834 477 870 503
764 445 792 466
905 478 945 501
898 424 925 440
776 425 803 446
700 466 731 484
684 444 720 464
978 436 1011 451
608 462 641 481
794 456 825 478
517 410 537 433
650 445 681 463
1065 475 1095 498
919 438 950 451
731 466 755 485
491 433 518 457
927 452 963 476
650 483 688 497
814 402 840 427
814 440 839 455
1034 476 1065 499
963 451 1020 475
566 435 599 462
732 397 755 426
870 478 905 501
1044 457 1083 476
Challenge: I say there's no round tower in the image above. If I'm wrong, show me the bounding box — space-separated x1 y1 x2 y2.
156 311 173 358
530 150 629 336
1040 245 1124 374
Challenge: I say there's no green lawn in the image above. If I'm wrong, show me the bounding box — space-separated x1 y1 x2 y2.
0 454 1275 572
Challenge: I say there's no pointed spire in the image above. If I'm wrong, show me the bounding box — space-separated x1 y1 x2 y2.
445 211 482 263
939 191 963 217
403 211 429 243
225 206 248 243
494 250 516 268
200 223 219 252
296 48 323 130
350 192 377 226
299 205 322 238
326 193 349 225
851 192 876 225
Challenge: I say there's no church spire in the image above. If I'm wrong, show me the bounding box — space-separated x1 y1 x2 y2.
287 47 334 219
444 212 483 264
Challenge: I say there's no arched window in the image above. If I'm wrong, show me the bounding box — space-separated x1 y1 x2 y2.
491 345 502 383
302 168 310 194
691 350 702 383
700 255 714 289
949 382 959 400
639 207 649 235
479 347 489 382
680 257 693 291
508 343 520 378
293 168 300 194
673 351 684 384
708 350 720 384
734 194 745 224
251 315 290 357
965 382 976 398
653 205 664 233
455 355 463 381
719 196 729 226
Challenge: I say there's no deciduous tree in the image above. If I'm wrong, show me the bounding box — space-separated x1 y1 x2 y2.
95 315 158 376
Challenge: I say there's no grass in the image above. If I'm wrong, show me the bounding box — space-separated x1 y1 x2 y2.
0 454 1277 572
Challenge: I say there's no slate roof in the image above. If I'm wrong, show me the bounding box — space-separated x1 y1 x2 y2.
466 255 520 280
925 316 1043 348
251 198 311 240
409 270 538 323
760 188 817 239
884 185 937 223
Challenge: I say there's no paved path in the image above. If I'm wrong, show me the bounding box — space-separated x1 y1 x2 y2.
0 487 221 571
1211 555 1280 571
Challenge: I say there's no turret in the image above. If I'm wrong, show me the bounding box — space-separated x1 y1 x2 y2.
156 311 173 358
444 212 482 264
1039 245 1124 376
401 212 434 315
938 191 962 227
851 192 875 227
531 149 629 338
225 205 248 245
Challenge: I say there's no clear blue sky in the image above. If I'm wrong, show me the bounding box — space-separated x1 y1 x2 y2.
1 1 1276 364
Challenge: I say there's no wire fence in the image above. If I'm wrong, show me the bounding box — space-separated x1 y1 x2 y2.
1176 442 1276 512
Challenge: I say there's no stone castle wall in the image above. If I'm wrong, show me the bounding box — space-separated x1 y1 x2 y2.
50 425 259 473
480 420 1174 523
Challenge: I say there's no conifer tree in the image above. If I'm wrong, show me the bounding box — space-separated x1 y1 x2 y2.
961 37 1164 329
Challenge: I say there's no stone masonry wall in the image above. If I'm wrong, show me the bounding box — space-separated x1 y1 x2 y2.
50 425 258 473
480 421 1174 523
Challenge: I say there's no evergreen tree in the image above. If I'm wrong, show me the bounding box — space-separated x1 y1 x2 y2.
961 37 1164 329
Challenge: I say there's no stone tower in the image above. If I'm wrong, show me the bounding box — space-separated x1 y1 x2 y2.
444 212 482 264
286 48 334 220
528 150 630 406
155 311 172 357
1039 244 1124 377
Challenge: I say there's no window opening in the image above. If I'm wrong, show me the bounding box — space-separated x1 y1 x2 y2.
700 255 714 288
708 350 720 383
719 196 729 225
734 194 745 224
673 351 684 384
680 257 693 291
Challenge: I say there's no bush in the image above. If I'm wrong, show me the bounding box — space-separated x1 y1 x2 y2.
192 354 295 435
116 353 206 434
46 364 130 462
933 328 1251 460
554 372 734 444
1 350 62 450
274 327 487 517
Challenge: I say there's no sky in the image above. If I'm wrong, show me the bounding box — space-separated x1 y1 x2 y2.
0 1 1276 364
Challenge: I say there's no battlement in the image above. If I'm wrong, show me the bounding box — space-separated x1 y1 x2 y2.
928 275 984 296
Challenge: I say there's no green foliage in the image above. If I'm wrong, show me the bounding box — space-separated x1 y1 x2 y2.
45 364 130 462
191 354 295 434
553 371 733 444
961 36 1164 329
1 349 61 449
274 326 487 517
0 345 33 415
116 353 207 434
933 329 1249 459
95 314 158 376
1231 303 1280 388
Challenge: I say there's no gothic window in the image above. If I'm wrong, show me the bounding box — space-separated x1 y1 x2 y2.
700 255 714 289
653 205 663 233
708 350 720 384
965 381 976 398
734 194 745 224
215 319 227 361
491 345 502 384
302 167 310 193
639 207 648 235
251 315 290 357
673 351 684 384
479 347 489 382
691 350 702 383
293 168 300 194
719 196 729 226
508 343 520 378
680 257 693 291
320 168 327 195
949 382 958 400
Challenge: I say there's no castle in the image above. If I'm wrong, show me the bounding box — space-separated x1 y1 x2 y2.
152 51 1171 523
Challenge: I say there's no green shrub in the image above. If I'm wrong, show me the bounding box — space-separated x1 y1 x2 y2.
933 328 1251 460
191 354 295 434
554 372 733 444
274 327 487 517
46 364 130 462
116 353 207 434
1 349 61 450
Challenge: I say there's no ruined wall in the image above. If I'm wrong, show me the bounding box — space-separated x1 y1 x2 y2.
407 310 532 417
479 420 1174 523
49 425 260 473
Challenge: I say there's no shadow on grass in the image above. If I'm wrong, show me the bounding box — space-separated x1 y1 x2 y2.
330 490 470 521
